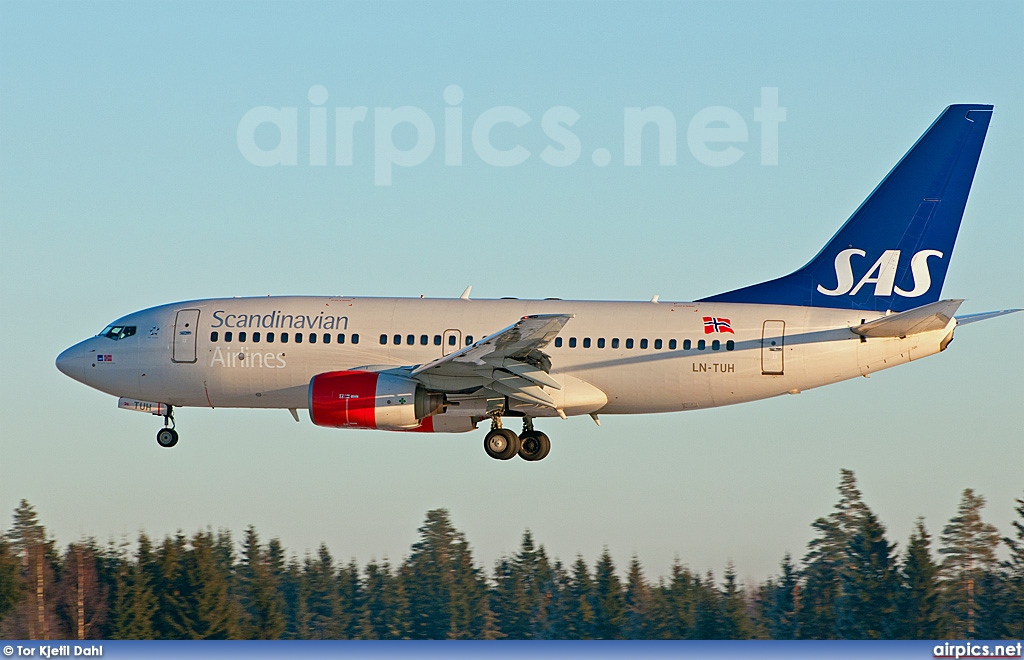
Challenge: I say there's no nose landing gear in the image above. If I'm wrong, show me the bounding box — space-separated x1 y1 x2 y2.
156 406 178 448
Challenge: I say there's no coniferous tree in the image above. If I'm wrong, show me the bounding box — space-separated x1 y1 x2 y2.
563 556 595 639
173 530 240 639
492 530 555 639
279 556 309 639
591 549 625 639
6 500 59 639
692 570 724 639
623 556 653 639
543 559 573 639
896 519 945 638
238 527 286 639
338 559 362 639
0 535 25 629
764 554 799 639
106 536 156 639
800 469 868 639
1001 493 1024 637
303 544 342 639
938 489 1001 639
840 507 898 639
662 560 697 638
401 509 490 639
359 558 409 639
152 534 189 639
56 542 107 639
720 562 753 639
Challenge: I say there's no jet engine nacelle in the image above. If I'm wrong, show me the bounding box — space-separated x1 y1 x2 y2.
309 370 445 430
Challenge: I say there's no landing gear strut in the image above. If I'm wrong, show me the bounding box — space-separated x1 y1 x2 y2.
517 418 551 461
483 416 519 460
483 416 551 462
156 406 178 448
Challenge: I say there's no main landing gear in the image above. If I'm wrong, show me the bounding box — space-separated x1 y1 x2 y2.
483 417 551 462
156 406 178 448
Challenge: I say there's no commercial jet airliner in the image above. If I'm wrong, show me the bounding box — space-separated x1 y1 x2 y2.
56 104 1020 461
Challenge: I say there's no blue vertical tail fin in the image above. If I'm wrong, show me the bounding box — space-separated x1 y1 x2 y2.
699 104 993 312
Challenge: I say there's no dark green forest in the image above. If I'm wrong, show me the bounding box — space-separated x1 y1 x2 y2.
1 471 1022 640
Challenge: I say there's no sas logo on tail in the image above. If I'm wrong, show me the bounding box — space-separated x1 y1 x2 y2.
817 249 943 298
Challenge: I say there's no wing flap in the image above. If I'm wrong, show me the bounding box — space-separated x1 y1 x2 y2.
408 313 572 410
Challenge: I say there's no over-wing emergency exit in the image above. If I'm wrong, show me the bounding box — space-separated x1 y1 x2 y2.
56 104 1021 461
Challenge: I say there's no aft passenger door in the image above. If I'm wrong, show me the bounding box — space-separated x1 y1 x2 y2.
761 320 785 375
172 309 200 363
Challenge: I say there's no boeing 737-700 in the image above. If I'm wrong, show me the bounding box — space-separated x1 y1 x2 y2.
56 104 1020 461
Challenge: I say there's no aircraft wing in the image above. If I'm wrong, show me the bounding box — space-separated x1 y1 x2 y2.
408 313 572 408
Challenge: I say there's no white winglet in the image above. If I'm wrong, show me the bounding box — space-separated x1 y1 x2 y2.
460 286 472 300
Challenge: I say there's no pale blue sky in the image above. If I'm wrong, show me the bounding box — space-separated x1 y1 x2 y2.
1 1 1021 582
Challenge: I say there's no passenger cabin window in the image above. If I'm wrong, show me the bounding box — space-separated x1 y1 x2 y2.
697 339 705 350
281 333 289 343
448 335 457 346
380 334 388 345
238 331 246 342
466 335 474 345
434 335 442 346
726 340 735 351
654 339 662 350
668 339 677 350
266 332 275 343
597 338 605 348
583 338 591 348
225 331 233 342
555 337 563 348
294 333 302 344
420 335 428 345
712 339 720 350
308 333 315 344
612 338 620 349
100 325 137 340
640 338 648 349
569 337 577 348
210 331 219 342
351 334 359 344
683 339 691 350
407 334 414 345
253 332 261 342
626 338 634 349
394 334 402 346
323 333 330 344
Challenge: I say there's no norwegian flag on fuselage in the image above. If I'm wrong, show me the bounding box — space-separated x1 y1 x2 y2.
702 317 735 334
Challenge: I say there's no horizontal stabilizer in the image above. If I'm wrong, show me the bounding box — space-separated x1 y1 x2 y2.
852 299 963 338
955 308 1023 326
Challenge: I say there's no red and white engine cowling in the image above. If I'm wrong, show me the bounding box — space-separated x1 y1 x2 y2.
309 370 447 431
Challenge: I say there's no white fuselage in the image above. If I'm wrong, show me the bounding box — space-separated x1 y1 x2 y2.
56 296 954 423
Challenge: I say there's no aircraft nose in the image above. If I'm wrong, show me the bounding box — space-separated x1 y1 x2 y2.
56 343 87 382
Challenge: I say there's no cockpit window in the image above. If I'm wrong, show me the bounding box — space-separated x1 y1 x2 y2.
99 325 137 340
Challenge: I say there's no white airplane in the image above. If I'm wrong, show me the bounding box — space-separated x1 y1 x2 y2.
56 104 1019 461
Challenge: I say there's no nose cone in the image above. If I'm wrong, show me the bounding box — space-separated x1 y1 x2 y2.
56 342 88 383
